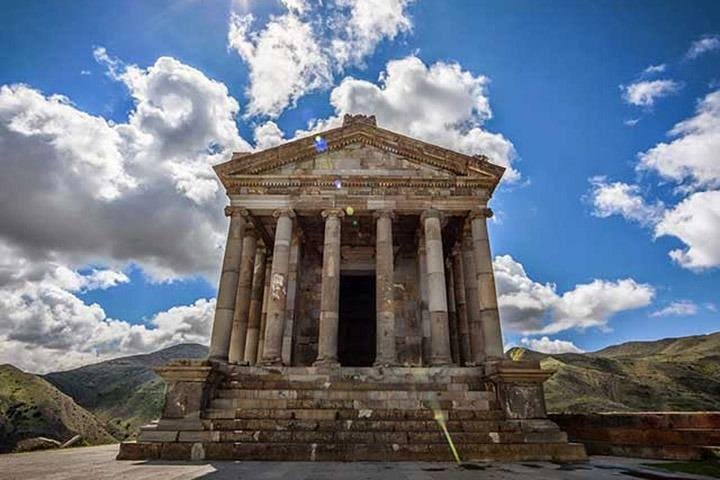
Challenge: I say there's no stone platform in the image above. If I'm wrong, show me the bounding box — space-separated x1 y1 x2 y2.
551 412 720 460
118 362 586 462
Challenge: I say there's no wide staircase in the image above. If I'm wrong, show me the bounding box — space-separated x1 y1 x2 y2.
184 366 584 461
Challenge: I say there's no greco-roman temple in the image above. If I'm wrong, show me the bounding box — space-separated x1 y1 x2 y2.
118 114 586 462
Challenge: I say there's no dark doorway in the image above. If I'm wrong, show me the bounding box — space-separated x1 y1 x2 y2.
338 274 376 366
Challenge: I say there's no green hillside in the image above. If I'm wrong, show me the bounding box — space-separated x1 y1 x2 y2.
0 364 115 453
45 343 207 439
510 332 720 413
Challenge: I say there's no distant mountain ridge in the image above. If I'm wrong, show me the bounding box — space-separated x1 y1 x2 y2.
1 333 718 453
44 343 208 439
510 332 720 413
0 364 115 452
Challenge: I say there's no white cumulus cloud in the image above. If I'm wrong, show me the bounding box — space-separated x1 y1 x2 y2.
589 177 664 226
297 55 518 180
0 50 256 372
494 255 654 335
520 336 584 354
686 34 720 59
650 300 699 317
621 79 682 107
638 90 720 191
228 0 414 117
590 90 720 271
654 190 720 270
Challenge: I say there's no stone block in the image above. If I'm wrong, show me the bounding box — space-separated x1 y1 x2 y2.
138 430 178 442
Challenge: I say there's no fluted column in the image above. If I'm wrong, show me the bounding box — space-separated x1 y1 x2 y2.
256 260 272 364
314 208 344 367
208 207 248 361
451 245 472 365
374 209 397 366
421 209 452 366
417 232 431 364
229 225 257 364
446 259 460 365
243 247 267 365
462 231 485 364
470 208 504 359
261 209 295 366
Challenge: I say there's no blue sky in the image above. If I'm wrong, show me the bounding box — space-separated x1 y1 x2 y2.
0 0 718 371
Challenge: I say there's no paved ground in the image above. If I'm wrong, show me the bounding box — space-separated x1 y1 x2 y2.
0 444 714 480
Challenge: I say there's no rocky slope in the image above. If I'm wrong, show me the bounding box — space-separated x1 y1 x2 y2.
45 343 208 439
0 364 115 452
509 332 720 413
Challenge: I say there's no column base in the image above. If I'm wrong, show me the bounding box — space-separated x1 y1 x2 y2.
373 359 399 367
313 358 340 368
430 357 454 367
259 356 284 367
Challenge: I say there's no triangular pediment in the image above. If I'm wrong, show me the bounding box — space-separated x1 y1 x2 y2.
214 115 504 186
258 143 457 178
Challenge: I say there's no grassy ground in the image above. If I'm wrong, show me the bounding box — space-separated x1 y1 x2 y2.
647 460 720 478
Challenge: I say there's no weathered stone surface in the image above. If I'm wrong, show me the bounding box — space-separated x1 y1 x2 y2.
118 120 584 463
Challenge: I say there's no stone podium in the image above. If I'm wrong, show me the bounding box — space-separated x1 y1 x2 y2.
118 114 586 462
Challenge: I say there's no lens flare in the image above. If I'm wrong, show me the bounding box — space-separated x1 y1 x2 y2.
430 402 462 464
314 135 328 152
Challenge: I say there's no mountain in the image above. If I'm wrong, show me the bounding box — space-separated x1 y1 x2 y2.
509 332 720 413
45 343 208 439
0 364 115 453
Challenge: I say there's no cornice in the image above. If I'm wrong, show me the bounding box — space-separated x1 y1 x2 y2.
213 122 505 191
223 174 496 193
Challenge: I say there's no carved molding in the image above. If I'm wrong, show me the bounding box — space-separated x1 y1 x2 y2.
214 122 505 187
224 206 249 217
321 208 346 219
272 208 296 219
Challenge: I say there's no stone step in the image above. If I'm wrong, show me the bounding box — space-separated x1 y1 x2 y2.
220 380 485 391
203 418 562 434
214 388 490 401
153 429 567 445
209 397 491 411
204 407 506 421
119 440 587 462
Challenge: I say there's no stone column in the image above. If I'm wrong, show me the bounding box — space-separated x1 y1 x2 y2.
462 231 485 365
451 245 472 365
446 259 460 365
470 208 504 360
421 209 452 366
260 209 295 366
256 260 272 364
208 207 247 361
417 232 431 364
243 247 267 365
374 209 397 366
282 231 301 365
314 208 344 367
228 225 257 364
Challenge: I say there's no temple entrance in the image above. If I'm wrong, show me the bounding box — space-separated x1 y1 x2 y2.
338 274 376 366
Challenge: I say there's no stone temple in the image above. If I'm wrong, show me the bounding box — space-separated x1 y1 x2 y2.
118 114 586 462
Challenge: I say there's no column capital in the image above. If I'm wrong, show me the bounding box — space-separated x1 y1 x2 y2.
468 207 493 220
272 208 296 219
373 209 395 220
420 208 444 222
321 208 345 219
224 206 249 218
243 224 257 238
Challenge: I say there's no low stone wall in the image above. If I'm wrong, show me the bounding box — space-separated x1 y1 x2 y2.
549 412 720 460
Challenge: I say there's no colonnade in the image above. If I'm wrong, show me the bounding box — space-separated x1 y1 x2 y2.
207 206 504 367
